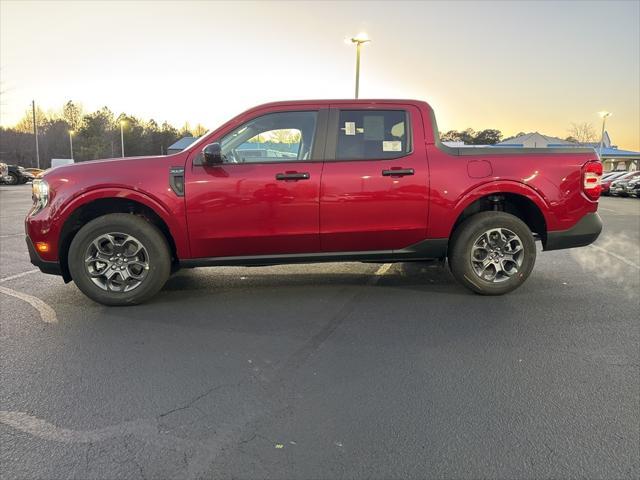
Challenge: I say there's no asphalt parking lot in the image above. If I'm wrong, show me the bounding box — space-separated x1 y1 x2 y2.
1 184 639 479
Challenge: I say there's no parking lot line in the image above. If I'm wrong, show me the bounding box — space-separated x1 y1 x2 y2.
0 269 39 283
0 285 57 323
368 263 393 284
597 207 617 213
589 244 640 269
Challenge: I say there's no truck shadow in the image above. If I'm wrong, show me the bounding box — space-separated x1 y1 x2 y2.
161 261 458 294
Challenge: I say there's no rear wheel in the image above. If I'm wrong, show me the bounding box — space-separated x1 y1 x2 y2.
68 213 170 305
449 212 536 295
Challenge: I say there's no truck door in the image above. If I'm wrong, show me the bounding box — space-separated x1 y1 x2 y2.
320 105 429 252
185 109 326 259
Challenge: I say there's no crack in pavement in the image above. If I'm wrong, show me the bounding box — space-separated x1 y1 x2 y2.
158 382 238 419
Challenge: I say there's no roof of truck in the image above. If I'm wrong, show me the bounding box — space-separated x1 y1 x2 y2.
252 99 429 108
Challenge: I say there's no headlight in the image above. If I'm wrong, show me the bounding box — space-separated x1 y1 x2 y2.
31 178 49 214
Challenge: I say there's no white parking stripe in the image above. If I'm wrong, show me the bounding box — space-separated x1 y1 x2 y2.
368 263 393 284
589 244 640 269
0 269 39 283
0 285 57 323
0 411 200 452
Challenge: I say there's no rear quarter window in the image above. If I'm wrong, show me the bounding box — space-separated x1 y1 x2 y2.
336 110 410 160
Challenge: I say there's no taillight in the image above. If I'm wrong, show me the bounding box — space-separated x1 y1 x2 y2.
582 160 603 200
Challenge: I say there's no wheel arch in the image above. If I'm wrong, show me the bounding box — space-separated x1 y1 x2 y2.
58 191 182 281
449 182 550 247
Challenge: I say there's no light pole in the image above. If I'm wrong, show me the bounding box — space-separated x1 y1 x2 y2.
598 111 611 159
120 120 126 158
32 100 40 169
68 130 74 160
348 32 371 99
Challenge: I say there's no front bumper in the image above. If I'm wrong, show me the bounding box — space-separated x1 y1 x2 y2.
544 212 603 251
26 236 64 277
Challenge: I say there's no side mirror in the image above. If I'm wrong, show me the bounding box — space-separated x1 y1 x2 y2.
203 143 223 165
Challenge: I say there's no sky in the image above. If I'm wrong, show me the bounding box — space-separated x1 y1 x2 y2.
1 0 639 150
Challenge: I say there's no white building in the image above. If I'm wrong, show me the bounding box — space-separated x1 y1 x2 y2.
496 132 574 148
495 131 639 171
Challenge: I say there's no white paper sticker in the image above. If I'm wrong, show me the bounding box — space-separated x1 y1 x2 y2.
382 141 402 152
344 122 356 135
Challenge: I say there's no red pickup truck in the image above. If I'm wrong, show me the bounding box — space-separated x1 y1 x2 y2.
26 99 603 305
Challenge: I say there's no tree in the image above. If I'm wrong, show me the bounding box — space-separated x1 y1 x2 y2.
159 121 180 154
79 107 115 160
193 123 207 137
14 106 47 134
568 122 597 144
441 130 463 142
2 101 201 165
441 128 502 145
180 122 192 137
268 129 301 144
473 129 502 145
62 100 84 132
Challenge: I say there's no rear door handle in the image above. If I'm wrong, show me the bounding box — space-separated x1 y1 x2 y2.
382 168 414 177
275 172 310 181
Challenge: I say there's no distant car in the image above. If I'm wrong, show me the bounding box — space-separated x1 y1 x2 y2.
601 171 629 195
610 171 640 197
0 165 35 185
627 177 640 198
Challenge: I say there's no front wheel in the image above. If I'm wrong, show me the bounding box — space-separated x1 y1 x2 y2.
449 212 536 295
68 213 171 306
5 173 18 185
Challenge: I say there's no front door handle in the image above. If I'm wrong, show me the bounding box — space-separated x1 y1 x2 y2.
275 172 310 181
382 168 414 177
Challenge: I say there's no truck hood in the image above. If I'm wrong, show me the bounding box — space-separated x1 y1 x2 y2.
45 155 172 177
41 153 190 199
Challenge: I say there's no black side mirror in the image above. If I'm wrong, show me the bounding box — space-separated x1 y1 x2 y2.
203 143 223 165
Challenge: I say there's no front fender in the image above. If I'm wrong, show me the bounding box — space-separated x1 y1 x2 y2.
28 186 190 262
59 187 190 258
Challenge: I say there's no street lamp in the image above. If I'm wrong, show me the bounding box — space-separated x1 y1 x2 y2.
598 111 612 158
68 130 74 160
348 32 371 99
120 120 126 158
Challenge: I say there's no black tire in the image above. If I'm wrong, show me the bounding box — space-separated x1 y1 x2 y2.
68 213 170 306
449 212 536 295
5 173 18 185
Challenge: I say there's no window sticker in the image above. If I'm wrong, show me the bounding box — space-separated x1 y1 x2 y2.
382 141 402 152
363 116 385 140
344 122 356 135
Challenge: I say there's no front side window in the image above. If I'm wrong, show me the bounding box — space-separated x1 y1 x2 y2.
336 110 410 160
220 111 317 163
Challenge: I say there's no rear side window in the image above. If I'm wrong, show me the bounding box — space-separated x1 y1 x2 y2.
336 110 410 160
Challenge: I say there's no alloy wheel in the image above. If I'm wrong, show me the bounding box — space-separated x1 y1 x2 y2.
84 232 150 292
470 228 524 283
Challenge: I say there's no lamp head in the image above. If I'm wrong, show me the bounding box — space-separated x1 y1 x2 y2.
350 32 370 44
